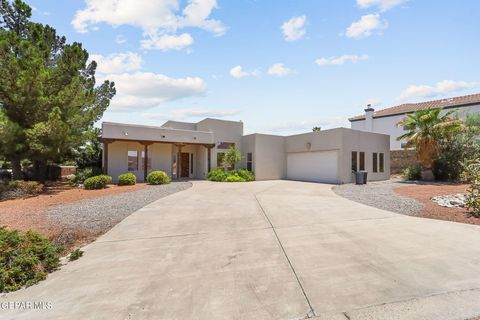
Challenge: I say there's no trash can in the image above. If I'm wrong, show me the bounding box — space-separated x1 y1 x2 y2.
362 171 368 184
355 171 364 185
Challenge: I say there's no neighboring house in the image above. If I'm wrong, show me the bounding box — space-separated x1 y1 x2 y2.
101 118 390 184
349 93 480 150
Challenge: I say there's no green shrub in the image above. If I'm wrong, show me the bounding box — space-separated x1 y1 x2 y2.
230 169 255 182
68 248 84 261
0 227 63 292
118 173 136 186
72 167 102 185
83 175 112 190
147 171 171 185
207 168 228 182
462 160 480 217
402 164 422 181
207 168 254 182
225 175 246 182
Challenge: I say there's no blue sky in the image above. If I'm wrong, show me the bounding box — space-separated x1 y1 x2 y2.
27 0 480 134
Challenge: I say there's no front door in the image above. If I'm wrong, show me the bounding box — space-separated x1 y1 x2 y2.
181 153 190 178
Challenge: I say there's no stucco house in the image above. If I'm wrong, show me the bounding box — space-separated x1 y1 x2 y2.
101 118 390 184
349 93 480 150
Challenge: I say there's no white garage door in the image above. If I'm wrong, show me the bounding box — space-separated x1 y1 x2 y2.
287 151 338 183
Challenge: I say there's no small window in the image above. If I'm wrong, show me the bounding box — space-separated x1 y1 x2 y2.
379 153 385 173
372 153 378 173
141 151 151 171
128 150 138 171
217 152 225 168
351 151 358 172
359 152 365 171
247 153 253 172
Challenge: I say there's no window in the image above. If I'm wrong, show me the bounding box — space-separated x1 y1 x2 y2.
141 151 151 171
379 153 385 173
351 151 357 172
217 152 225 168
247 153 253 172
372 153 378 173
128 151 138 171
359 152 365 171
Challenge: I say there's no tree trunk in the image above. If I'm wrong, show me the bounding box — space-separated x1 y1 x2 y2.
33 160 48 182
11 158 22 180
421 168 434 181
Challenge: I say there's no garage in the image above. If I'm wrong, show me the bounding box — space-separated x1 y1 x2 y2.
287 150 338 183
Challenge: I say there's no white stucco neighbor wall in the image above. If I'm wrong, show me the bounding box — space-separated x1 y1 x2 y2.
351 104 480 150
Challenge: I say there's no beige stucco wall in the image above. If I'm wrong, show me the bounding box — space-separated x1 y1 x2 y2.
102 122 214 145
196 118 244 168
252 134 286 180
339 128 390 183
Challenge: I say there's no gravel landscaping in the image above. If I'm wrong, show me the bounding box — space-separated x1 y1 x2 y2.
48 182 191 235
333 179 424 216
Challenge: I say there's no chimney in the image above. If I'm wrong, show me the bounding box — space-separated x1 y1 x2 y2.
364 104 374 132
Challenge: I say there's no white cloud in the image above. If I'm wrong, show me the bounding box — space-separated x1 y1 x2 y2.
229 65 260 79
357 0 407 11
346 14 387 39
90 52 143 74
99 72 207 111
267 63 291 77
115 34 127 44
141 33 193 50
397 80 480 101
281 15 307 42
315 54 368 66
72 0 225 50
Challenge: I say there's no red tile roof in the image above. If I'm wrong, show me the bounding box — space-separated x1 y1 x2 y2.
349 93 480 121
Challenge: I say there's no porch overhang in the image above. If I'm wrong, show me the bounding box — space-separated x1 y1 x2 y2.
101 122 215 146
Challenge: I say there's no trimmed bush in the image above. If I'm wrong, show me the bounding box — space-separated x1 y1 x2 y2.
462 160 480 217
230 169 255 182
147 171 171 185
207 168 255 182
225 175 246 182
207 168 228 182
402 164 421 181
118 172 136 186
71 167 102 185
83 175 112 190
0 227 63 292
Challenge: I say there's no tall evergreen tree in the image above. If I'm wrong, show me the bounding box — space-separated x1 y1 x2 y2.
0 0 115 180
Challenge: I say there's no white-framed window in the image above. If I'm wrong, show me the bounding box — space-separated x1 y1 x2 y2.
373 153 378 173
247 153 253 172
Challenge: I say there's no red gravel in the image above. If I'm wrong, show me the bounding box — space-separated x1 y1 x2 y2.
0 182 146 247
394 183 480 226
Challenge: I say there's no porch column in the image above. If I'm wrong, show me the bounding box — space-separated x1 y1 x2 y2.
207 147 211 172
142 143 151 182
176 144 183 180
102 139 112 175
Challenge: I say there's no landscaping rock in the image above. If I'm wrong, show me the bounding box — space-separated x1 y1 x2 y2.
431 194 466 208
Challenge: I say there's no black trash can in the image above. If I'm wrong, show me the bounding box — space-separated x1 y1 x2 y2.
362 171 368 184
355 171 364 185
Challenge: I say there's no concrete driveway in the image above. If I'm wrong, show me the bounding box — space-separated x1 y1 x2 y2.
3 180 480 320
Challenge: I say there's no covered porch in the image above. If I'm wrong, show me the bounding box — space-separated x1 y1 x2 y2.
101 122 215 182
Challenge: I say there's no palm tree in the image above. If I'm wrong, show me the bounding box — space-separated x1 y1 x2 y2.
397 108 463 179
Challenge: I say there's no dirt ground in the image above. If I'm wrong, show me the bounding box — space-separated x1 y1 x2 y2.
394 183 480 226
0 182 146 249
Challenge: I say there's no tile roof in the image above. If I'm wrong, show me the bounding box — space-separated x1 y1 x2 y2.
349 93 480 121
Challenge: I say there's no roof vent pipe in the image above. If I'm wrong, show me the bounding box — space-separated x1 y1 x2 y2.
364 104 374 132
